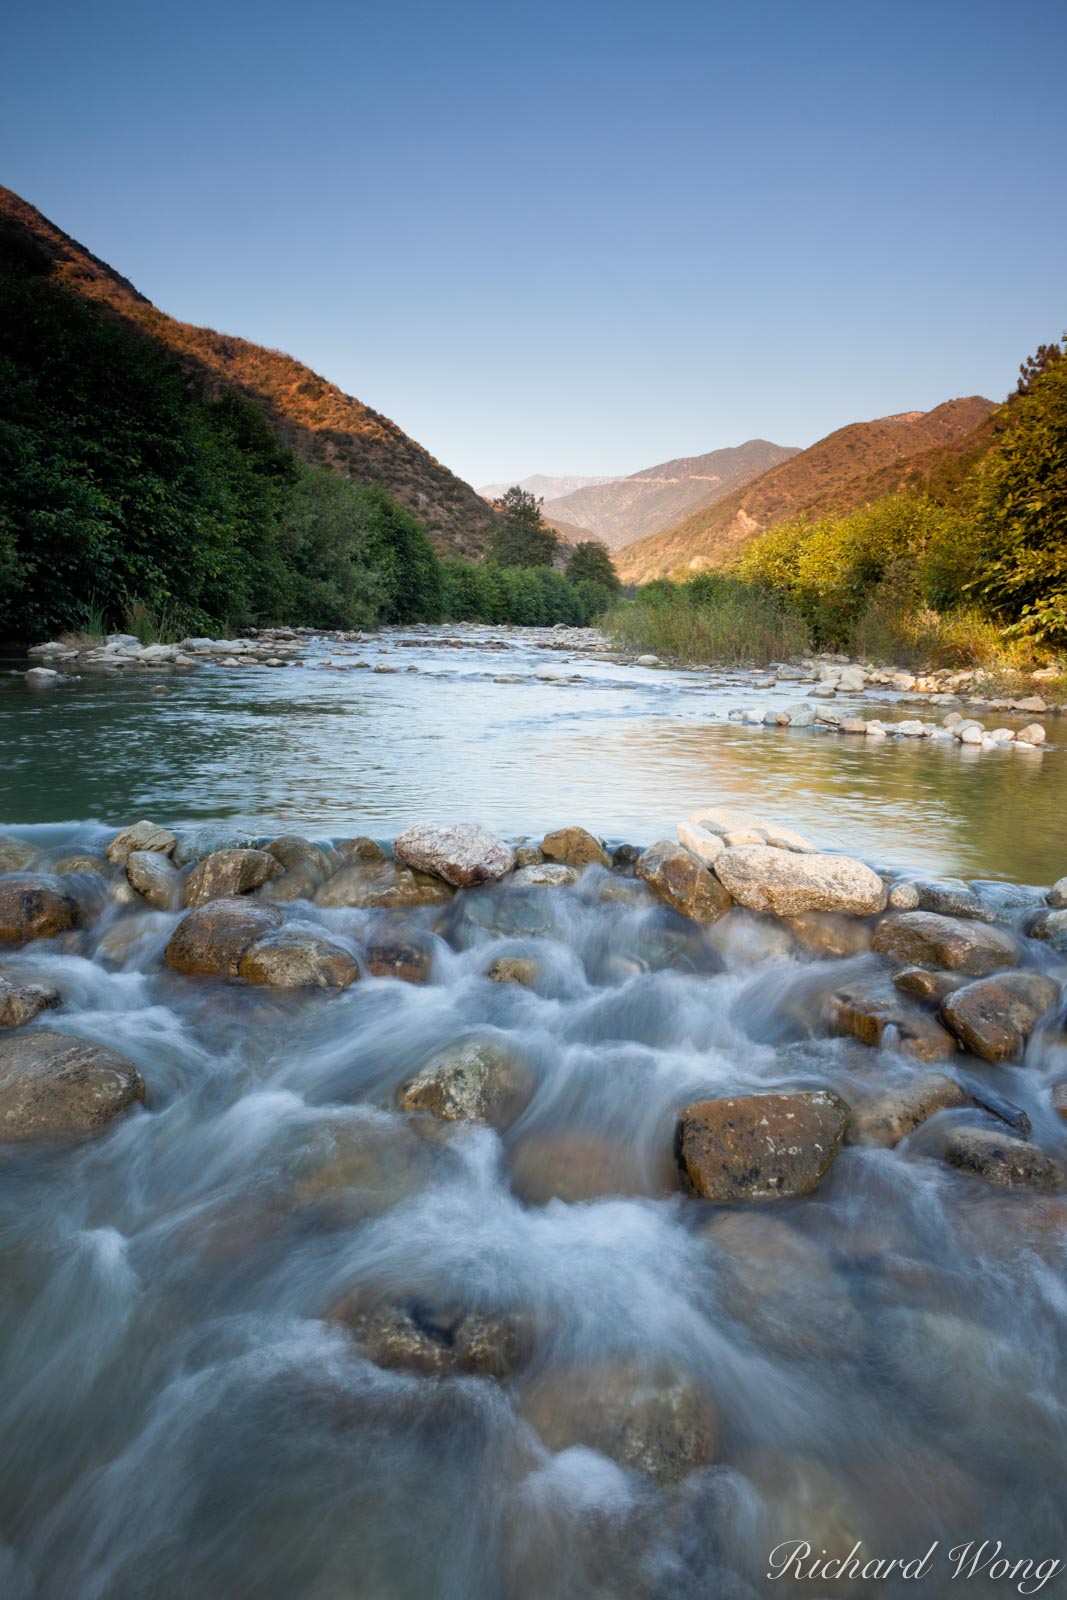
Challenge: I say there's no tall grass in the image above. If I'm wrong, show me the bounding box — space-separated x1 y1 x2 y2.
122 598 186 645
606 578 811 665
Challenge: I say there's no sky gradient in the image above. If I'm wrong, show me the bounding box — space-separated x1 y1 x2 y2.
5 0 1066 487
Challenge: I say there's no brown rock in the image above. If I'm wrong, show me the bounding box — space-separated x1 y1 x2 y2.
0 975 60 1028
397 1041 534 1129
943 1127 1066 1192
541 826 610 869
331 1291 531 1379
636 839 732 924
940 971 1061 1062
518 1361 717 1484
238 931 359 989
164 897 283 978
336 836 386 863
704 1213 860 1357
508 1131 673 1204
1052 1083 1067 1120
183 848 281 907
676 1090 849 1202
0 836 39 873
51 854 108 877
0 875 79 944
513 845 545 868
0 1029 145 1141
363 930 434 983
392 822 515 888
713 845 887 916
845 1072 968 1147
315 860 454 910
787 912 874 958
486 956 539 987
892 966 966 1004
824 982 956 1061
126 849 181 910
872 911 1020 976
105 820 176 866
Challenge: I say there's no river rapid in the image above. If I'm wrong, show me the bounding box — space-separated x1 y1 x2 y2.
1 627 1066 1600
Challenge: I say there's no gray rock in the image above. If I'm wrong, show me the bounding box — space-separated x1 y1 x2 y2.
912 879 995 922
0 837 39 874
105 821 177 866
126 849 181 911
510 862 579 887
397 1041 534 1130
393 822 515 888
184 848 281 907
713 845 887 917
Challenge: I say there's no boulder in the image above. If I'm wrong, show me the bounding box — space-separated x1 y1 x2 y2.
713 845 886 917
510 862 579 888
486 956 539 987
824 982 956 1061
872 911 1019 976
887 881 921 911
164 897 283 978
336 836 386 863
392 822 515 888
0 1030 145 1141
676 1090 849 1202
238 931 359 989
331 1291 530 1379
787 911 873 958
105 820 177 866
1048 876 1067 910
940 972 1060 1062
912 879 994 922
636 840 732 924
315 859 454 910
0 837 39 874
1028 909 1067 955
0 875 79 944
125 849 181 910
0 975 60 1028
845 1073 967 1147
518 1361 717 1484
676 820 724 867
183 848 281 907
943 1127 1066 1192
513 845 545 869
363 930 434 983
891 966 966 1004
540 826 609 869
397 1041 533 1130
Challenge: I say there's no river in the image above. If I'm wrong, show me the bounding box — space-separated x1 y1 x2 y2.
1 627 1065 1599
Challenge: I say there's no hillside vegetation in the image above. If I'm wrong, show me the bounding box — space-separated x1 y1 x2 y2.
615 398 995 582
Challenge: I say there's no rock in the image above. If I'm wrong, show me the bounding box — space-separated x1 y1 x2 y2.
705 1212 860 1357
940 972 1060 1062
508 1130 670 1203
676 820 725 867
518 1361 717 1484
0 976 60 1028
845 1073 968 1147
1048 876 1067 910
397 1041 533 1130
540 826 609 869
513 846 544 869
510 862 579 888
824 982 956 1061
125 849 181 910
785 702 815 726
872 910 1019 976
0 837 39 874
912 879 994 922
392 822 515 888
676 1090 849 1202
887 881 921 911
183 848 281 907
265 835 322 873
315 860 454 910
1014 696 1047 714
636 840 732 924
635 654 663 667
1052 1083 1067 1120
943 1127 1066 1192
238 931 359 989
25 667 63 686
164 897 284 978
486 956 539 987
51 854 108 877
105 820 177 866
0 1030 145 1141
1028 908 1067 954
713 845 887 917
611 843 642 869
787 912 873 959
337 836 386 863
363 930 434 983
331 1292 529 1379
0 875 79 944
892 966 966 1004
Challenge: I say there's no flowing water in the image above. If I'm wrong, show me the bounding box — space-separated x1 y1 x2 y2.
1 629 1066 1599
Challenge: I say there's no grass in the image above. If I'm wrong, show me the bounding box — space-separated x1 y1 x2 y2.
122 598 185 646
605 583 812 666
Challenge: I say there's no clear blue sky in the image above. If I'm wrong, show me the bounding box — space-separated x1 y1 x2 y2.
5 0 1066 487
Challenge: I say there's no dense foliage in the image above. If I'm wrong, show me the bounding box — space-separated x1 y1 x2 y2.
486 487 559 568
0 258 604 640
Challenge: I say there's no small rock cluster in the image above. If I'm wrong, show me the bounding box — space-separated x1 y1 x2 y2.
729 704 1048 749
23 627 309 683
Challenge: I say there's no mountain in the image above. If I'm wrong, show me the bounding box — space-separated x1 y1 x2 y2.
543 441 800 552
0 186 498 557
615 398 997 582
478 473 622 503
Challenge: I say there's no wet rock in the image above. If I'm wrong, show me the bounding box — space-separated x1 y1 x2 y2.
184 847 282 907
288 1116 449 1217
824 982 956 1061
1028 908 1067 955
636 840 732 924
887 881 921 911
392 822 515 888
238 931 359 989
0 1029 145 1141
676 1090 849 1202
508 1130 671 1204
51 854 108 877
125 849 181 910
105 820 177 866
942 1127 1066 1192
164 897 284 978
540 826 609 869
0 975 60 1028
940 971 1060 1062
445 887 567 946
910 879 994 922
0 837 39 874
612 843 642 870
891 965 966 1004
510 862 579 888
1048 876 1067 910
315 859 454 910
1052 1083 1067 1120
513 845 545 869
261 836 334 901
331 1292 530 1378
871 911 1020 976
397 1040 534 1130
713 845 886 917
0 875 79 944
363 930 434 983
787 911 873 958
336 836 386 863
724 1451 871 1599
845 1073 967 1147
968 1086 1032 1138
676 820 725 867
486 956 539 987
518 1361 717 1484
705 1212 860 1356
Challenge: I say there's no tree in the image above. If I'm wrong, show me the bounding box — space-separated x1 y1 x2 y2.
488 485 559 568
566 539 620 592
1016 337 1064 396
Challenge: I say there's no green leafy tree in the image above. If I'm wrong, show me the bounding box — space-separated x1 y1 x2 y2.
488 486 559 568
566 539 620 592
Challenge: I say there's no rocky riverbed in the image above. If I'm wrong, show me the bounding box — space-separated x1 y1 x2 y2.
1 807 1066 1597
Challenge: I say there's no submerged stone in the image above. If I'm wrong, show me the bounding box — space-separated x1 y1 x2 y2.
0 875 79 945
824 981 956 1061
0 1029 145 1141
845 1073 968 1147
315 859 454 910
942 1127 1066 1192
397 1041 534 1130
238 931 359 989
